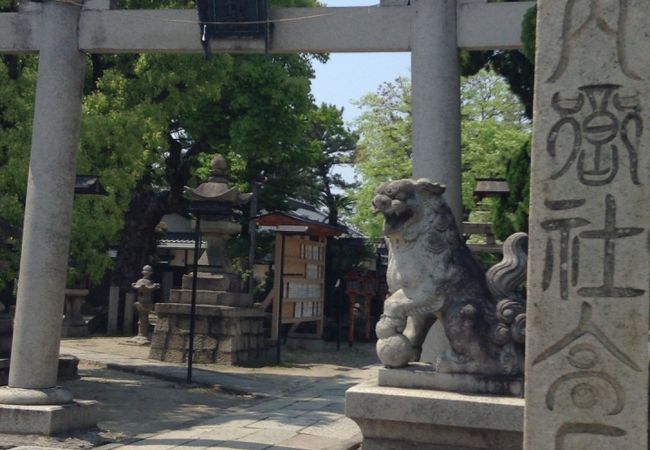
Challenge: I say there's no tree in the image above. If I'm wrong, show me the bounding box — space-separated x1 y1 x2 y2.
460 70 530 212
350 71 530 238
295 103 359 226
492 138 530 240
0 42 37 289
487 4 536 239
0 0 325 292
350 77 413 237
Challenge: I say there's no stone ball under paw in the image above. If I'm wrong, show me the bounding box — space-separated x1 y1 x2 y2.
376 335 413 368
375 315 406 339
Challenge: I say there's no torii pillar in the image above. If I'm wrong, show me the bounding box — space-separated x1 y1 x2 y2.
411 0 462 222
0 0 98 434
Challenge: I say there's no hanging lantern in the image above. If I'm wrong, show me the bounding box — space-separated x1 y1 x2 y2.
197 0 270 55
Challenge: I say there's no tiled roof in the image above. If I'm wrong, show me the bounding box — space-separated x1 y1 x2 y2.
157 232 203 249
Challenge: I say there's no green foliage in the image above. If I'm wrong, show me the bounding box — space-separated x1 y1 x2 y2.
461 70 530 212
0 0 327 290
350 71 530 238
459 2 536 119
0 55 37 287
0 1 16 12
350 77 412 237
216 53 320 208
488 4 535 239
295 103 358 225
492 138 531 240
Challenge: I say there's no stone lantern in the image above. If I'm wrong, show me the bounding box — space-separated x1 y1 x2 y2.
128 265 160 345
149 155 270 366
183 155 252 293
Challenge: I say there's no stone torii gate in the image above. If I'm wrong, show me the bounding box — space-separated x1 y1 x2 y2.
0 0 532 434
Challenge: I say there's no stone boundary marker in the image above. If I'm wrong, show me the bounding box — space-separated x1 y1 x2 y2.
525 0 649 448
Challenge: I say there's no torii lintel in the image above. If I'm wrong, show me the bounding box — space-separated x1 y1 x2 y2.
0 1 533 55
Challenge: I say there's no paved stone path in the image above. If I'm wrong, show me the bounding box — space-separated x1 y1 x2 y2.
57 339 376 450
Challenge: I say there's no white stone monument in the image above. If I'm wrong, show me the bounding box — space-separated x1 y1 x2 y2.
524 0 650 448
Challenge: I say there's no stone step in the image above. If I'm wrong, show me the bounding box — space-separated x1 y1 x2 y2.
181 272 241 291
169 289 253 307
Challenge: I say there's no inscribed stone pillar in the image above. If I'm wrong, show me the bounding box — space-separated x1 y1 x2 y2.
410 0 462 224
524 0 650 448
0 0 85 403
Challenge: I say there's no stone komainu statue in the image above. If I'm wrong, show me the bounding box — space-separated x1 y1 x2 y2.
373 178 528 376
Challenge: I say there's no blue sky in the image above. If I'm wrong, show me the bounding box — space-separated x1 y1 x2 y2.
310 0 411 125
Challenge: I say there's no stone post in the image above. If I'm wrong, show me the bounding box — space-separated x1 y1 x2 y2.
123 292 135 334
107 284 119 334
410 0 462 225
0 0 85 404
161 271 173 302
524 1 650 447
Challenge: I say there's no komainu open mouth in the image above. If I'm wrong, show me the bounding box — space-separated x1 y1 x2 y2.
383 206 414 231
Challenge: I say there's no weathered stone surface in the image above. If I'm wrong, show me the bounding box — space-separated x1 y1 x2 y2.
155 317 169 332
372 179 527 377
346 380 523 450
147 156 268 365
524 1 650 447
148 347 163 360
129 265 159 344
150 303 267 366
378 364 523 397
181 272 240 291
155 303 265 318
169 289 253 307
0 400 98 435
4 0 86 399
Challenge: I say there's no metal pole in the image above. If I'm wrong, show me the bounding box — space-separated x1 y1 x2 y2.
187 215 201 384
275 232 286 364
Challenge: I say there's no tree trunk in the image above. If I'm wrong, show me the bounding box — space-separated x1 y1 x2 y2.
113 181 169 290
113 134 202 289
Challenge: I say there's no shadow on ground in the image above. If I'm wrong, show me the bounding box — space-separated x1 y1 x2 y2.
0 340 377 449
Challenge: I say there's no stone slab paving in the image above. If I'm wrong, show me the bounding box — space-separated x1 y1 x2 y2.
57 338 373 450
95 392 361 450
